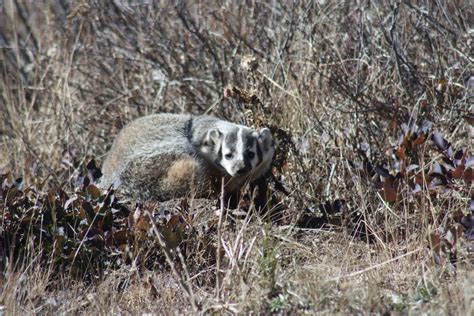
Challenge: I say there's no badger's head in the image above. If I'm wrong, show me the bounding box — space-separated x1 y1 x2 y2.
200 124 274 178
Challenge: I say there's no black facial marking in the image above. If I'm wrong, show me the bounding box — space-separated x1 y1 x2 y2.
256 140 263 165
225 130 238 152
244 136 256 159
245 135 255 150
185 117 194 143
240 131 256 170
244 153 252 170
216 141 222 160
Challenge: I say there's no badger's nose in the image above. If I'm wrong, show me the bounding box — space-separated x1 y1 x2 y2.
236 166 250 175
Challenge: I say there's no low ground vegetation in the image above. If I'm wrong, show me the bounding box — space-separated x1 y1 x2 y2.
0 1 473 314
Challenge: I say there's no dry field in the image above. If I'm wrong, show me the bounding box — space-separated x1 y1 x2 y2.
0 1 473 314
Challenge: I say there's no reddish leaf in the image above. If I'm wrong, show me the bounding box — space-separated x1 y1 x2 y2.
107 230 130 247
395 146 406 160
452 210 465 223
160 227 179 248
412 134 427 146
428 233 442 254
463 168 473 183
86 184 101 199
415 172 430 186
136 217 150 232
381 178 398 202
451 165 465 179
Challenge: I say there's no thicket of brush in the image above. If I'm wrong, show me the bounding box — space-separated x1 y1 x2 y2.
1 1 472 314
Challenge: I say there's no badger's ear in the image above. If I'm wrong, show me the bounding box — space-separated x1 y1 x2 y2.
203 128 222 147
257 128 273 151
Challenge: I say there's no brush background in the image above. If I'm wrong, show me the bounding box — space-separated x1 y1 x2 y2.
0 1 472 314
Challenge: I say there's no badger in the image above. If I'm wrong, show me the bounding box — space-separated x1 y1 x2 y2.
100 113 274 207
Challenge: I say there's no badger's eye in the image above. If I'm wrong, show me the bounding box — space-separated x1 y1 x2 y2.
247 152 255 159
225 153 233 159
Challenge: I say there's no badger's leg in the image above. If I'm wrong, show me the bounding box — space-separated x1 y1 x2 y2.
223 190 240 209
250 177 268 213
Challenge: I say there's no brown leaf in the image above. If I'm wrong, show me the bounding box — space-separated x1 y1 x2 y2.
395 146 406 160
86 184 101 199
451 165 465 179
136 217 150 232
168 214 181 227
160 227 179 248
412 134 427 146
415 172 430 186
428 233 441 254
107 230 130 247
381 178 398 202
463 168 473 183
81 201 96 220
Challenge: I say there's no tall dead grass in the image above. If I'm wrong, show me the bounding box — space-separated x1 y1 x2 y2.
1 0 472 314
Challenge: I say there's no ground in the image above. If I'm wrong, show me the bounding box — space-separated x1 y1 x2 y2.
0 1 473 314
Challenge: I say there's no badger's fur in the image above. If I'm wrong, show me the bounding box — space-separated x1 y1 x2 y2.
100 114 274 204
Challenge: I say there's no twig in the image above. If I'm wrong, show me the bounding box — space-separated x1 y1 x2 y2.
329 248 423 282
215 177 225 300
147 211 198 313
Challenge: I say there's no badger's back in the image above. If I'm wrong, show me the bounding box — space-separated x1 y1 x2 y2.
101 114 194 188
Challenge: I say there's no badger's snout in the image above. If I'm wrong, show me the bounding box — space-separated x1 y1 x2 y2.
226 160 250 177
235 163 251 176
215 124 273 179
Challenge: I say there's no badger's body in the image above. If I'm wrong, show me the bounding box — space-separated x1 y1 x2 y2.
100 114 274 204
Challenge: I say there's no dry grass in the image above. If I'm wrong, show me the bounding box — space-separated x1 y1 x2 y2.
1 0 473 314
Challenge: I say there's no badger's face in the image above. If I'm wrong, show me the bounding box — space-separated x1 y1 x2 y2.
201 125 274 178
